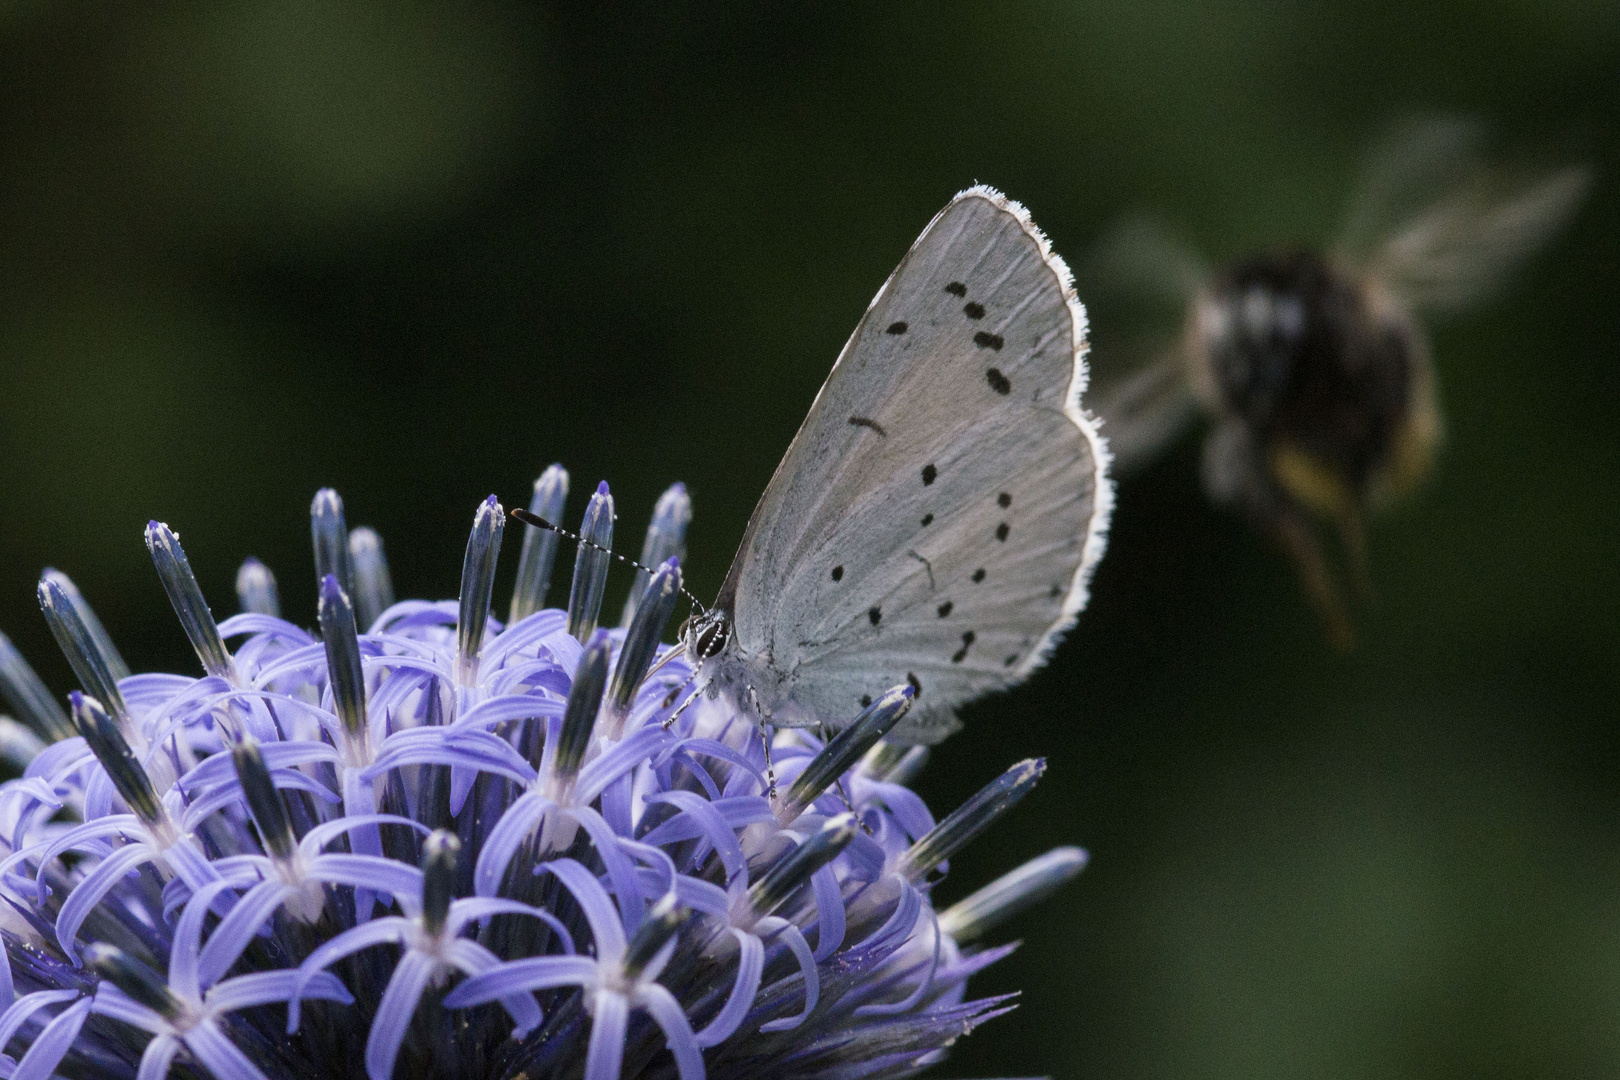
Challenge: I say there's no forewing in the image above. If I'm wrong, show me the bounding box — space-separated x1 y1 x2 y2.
719 186 1112 743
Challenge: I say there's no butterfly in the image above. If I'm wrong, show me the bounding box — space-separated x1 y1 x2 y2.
683 185 1112 745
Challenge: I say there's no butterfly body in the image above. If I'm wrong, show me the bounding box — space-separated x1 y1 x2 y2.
688 186 1112 745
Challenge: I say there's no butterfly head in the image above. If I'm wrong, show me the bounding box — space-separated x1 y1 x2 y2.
680 607 732 665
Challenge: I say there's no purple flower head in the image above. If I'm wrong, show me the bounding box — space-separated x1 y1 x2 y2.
0 476 1087 1080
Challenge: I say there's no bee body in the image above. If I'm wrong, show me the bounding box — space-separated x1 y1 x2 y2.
1084 118 1587 644
1191 250 1439 524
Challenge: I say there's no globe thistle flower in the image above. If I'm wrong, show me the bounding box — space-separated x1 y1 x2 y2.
0 473 1087 1080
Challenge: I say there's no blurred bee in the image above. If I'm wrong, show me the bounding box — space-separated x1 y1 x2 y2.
1084 117 1589 646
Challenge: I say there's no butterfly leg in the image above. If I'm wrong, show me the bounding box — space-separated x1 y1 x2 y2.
660 668 703 731
745 684 778 801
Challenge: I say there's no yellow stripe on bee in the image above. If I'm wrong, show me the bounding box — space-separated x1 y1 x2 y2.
1268 444 1355 520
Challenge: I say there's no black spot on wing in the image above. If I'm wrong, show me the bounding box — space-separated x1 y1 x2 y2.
1004 654 1018 667
937 601 952 618
860 694 872 707
868 606 882 626
945 282 967 297
951 631 976 664
997 492 1011 508
971 568 985 583
886 321 908 335
831 565 843 582
907 672 921 696
920 513 933 527
847 415 887 437
921 464 937 486
986 368 1011 394
963 302 985 319
1048 584 1061 598
974 332 1004 350
996 522 1010 542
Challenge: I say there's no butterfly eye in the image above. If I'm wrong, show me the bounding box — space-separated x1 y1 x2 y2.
697 620 730 659
685 614 730 660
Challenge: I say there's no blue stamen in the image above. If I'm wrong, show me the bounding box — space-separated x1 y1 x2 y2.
0 717 47 770
857 740 926 784
620 482 691 627
41 569 130 681
898 758 1046 881
604 557 682 738
235 557 281 617
347 527 395 632
420 830 459 937
317 575 367 743
0 629 73 741
71 691 164 827
622 892 691 976
38 570 131 728
778 685 913 823
456 496 505 686
555 630 611 786
83 943 184 1021
146 521 236 682
232 736 297 862
510 464 569 623
938 846 1089 944
565 481 614 643
310 488 353 598
747 812 858 918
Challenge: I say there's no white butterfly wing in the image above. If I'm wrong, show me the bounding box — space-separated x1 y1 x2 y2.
713 185 1112 744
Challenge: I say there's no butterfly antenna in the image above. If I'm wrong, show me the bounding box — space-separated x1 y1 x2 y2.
510 507 708 612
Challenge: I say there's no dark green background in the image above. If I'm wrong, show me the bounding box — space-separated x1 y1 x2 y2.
0 4 1615 1078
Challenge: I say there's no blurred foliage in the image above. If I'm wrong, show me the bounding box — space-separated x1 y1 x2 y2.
0 2 1616 1078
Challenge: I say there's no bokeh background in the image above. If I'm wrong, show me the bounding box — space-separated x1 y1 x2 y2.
0 3 1616 1078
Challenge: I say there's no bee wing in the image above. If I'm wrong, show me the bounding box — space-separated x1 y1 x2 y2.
1091 341 1200 476
1074 217 1209 475
1335 115 1591 315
